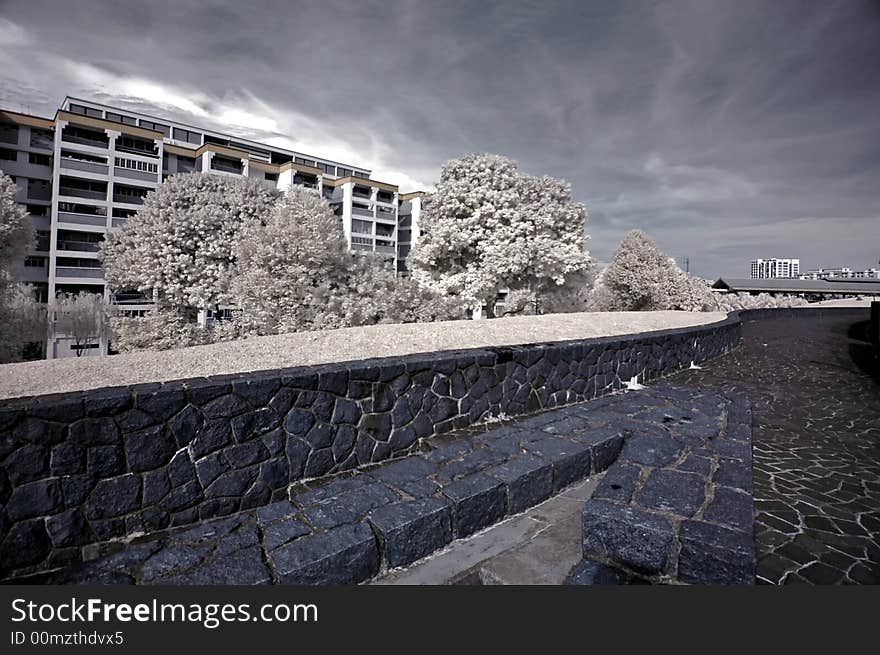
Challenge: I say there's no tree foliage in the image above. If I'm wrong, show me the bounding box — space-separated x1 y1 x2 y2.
101 172 280 311
409 154 592 317
50 292 108 356
594 229 715 312
0 172 32 271
0 283 46 363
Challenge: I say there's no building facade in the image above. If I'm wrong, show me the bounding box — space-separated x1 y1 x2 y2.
799 267 880 280
1 97 424 358
749 258 800 279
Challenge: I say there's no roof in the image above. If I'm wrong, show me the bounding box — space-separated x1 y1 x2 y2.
713 278 880 295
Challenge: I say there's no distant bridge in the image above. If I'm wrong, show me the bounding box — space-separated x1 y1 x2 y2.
712 277 880 298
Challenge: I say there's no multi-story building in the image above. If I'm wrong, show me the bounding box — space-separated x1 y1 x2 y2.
1 97 417 358
800 267 880 280
750 258 800 279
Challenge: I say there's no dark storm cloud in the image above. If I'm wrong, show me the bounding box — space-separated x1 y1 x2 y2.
1 0 878 277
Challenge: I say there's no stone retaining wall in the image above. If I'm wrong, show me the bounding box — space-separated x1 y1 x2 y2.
1 313 745 578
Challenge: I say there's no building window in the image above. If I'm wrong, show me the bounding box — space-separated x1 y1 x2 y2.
25 256 48 268
28 152 52 166
295 157 316 167
0 122 18 144
139 120 170 137
26 204 50 216
265 172 278 181
375 223 394 237
61 149 107 164
114 157 158 173
351 219 372 234
353 171 369 179
321 163 335 175
351 236 373 246
106 112 137 126
338 168 352 178
173 127 201 144
56 257 102 268
68 103 102 118
0 147 16 161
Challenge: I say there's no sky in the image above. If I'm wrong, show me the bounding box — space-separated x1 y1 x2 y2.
1 0 878 278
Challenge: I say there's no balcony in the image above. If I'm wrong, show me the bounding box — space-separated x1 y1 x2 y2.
375 244 396 255
115 143 158 158
60 187 106 201
113 194 145 205
58 213 107 228
62 134 109 149
351 205 373 218
114 167 157 182
61 158 109 175
57 239 101 253
27 187 52 202
55 267 104 280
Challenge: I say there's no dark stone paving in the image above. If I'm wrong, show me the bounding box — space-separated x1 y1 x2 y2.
676 312 880 585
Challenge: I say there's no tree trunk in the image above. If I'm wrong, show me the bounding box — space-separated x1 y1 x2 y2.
484 299 496 319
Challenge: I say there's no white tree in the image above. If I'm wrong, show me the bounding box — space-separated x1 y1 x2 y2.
231 187 462 335
0 172 45 363
101 172 279 313
50 292 108 356
409 154 592 317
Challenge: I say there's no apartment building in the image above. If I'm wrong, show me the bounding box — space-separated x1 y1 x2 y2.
800 267 880 280
1 97 415 358
749 258 800 279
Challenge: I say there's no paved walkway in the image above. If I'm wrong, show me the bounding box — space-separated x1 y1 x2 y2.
677 311 880 584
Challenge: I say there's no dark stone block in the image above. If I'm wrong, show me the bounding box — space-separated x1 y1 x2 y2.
268 387 298 415
47 509 92 547
429 397 458 423
231 408 279 442
5 443 50 485
441 472 507 537
368 456 437 488
28 397 84 423
360 413 392 442
713 457 752 492
61 475 94 507
0 518 51 570
592 463 641 503
224 440 269 469
302 481 399 529
437 448 507 482
283 408 315 438
259 457 288 490
190 419 233 459
411 412 434 439
704 486 754 534
637 469 706 518
262 428 284 457
332 425 357 462
143 469 170 504
87 445 124 477
318 369 349 396
135 389 186 419
332 398 361 426
168 450 196 487
389 426 418 451
160 481 203 514
391 396 414 427
304 423 335 449
565 559 628 585
487 454 553 514
232 376 281 407
571 428 625 472
523 437 592 491
373 383 396 412
168 405 204 448
51 443 86 476
311 394 334 423
270 522 379 584
84 389 132 417
7 478 63 520
86 474 141 519
117 408 157 432
205 466 258 498
195 452 227 489
677 520 755 585
124 425 178 472
201 393 250 419
369 497 452 568
286 437 310 481
582 500 674 575
262 515 311 551
69 417 119 447
618 435 684 467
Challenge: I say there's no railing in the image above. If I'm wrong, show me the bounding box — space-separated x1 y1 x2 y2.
115 144 158 158
27 189 52 202
210 161 242 174
59 187 106 201
58 213 106 227
375 245 396 255
113 167 157 182
61 135 108 149
113 194 145 205
36 237 50 252
351 206 373 217
57 240 102 253
55 267 104 279
60 158 109 175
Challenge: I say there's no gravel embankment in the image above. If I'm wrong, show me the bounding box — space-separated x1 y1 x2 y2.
0 311 726 400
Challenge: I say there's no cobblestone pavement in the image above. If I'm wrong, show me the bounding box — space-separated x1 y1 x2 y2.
677 312 880 584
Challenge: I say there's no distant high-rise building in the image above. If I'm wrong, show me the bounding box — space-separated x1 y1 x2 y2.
750 258 800 279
